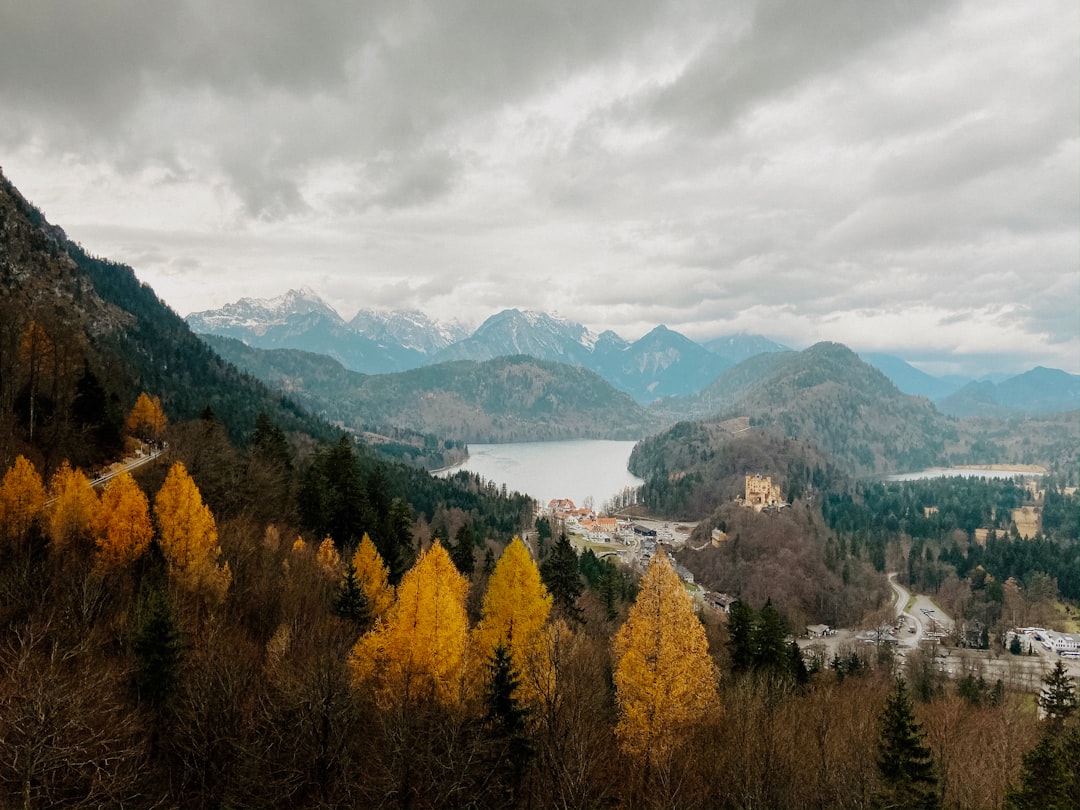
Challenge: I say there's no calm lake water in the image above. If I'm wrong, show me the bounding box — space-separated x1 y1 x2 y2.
444 440 644 509
885 467 1045 482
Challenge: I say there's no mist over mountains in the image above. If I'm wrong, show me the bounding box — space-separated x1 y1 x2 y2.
188 289 1078 413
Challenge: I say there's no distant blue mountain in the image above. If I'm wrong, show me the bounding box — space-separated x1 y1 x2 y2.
937 367 1080 417
859 353 966 400
705 333 790 365
591 325 732 403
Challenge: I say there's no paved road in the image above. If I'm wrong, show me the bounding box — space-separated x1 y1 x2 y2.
888 573 953 649
93 447 166 487
886 572 1079 691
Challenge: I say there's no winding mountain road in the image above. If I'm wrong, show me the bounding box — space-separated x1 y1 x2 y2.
888 572 953 649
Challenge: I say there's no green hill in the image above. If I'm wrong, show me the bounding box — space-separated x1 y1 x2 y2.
650 342 956 478
203 334 663 443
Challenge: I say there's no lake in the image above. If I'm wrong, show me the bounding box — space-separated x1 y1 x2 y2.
442 440 644 509
885 466 1045 482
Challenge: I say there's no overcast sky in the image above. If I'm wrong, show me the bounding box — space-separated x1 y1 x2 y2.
1 0 1076 376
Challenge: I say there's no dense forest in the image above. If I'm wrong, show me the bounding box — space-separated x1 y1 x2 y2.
1 400 1078 809
2 166 1077 809
821 476 1080 633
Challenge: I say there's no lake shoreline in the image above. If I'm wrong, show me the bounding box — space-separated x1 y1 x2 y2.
885 463 1047 482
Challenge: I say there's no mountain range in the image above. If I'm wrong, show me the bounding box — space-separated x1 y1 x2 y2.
189 291 787 404
189 289 1078 414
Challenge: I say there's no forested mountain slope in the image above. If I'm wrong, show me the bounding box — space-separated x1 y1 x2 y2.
0 168 332 470
649 342 955 477
204 334 662 443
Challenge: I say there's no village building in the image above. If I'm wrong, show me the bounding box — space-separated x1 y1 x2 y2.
703 592 737 613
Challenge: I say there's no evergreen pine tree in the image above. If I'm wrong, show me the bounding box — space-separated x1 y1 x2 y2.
877 676 940 810
788 640 810 685
539 533 583 622
485 644 533 805
450 523 475 575
727 600 756 675
132 582 181 709
334 563 372 629
1039 661 1078 726
1005 730 1071 810
754 598 789 674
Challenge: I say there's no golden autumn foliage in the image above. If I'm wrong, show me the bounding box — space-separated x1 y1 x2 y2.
471 536 553 706
46 461 100 552
124 392 167 443
153 462 230 600
612 550 719 770
349 541 469 708
352 533 395 620
316 536 342 576
94 470 153 572
0 455 46 543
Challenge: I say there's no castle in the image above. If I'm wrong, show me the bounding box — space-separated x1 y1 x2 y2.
743 474 782 511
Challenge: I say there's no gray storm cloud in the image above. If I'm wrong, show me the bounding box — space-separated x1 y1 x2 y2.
0 0 1075 375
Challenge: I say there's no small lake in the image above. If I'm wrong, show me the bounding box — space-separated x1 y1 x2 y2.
885 466 1045 482
442 440 644 509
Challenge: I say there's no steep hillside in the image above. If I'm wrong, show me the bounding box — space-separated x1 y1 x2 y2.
203 334 662 443
0 168 334 470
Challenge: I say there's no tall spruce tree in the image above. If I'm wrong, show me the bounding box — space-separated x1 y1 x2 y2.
334 563 372 629
877 676 940 810
1005 729 1073 810
727 600 756 675
755 598 789 674
450 522 475 575
1039 661 1078 726
539 533 583 622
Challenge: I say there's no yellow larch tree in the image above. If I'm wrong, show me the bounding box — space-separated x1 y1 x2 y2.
153 461 230 601
94 469 153 572
349 540 469 708
124 392 167 444
317 536 342 576
351 532 395 619
471 536 553 707
612 550 719 780
46 461 100 553
0 454 46 544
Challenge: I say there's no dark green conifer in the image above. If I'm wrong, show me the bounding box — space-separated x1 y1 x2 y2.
1039 661 1078 726
132 584 181 709
726 600 756 675
539 533 583 621
450 523 475 575
1006 730 1072 810
876 676 940 810
334 563 372 629
485 644 533 805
